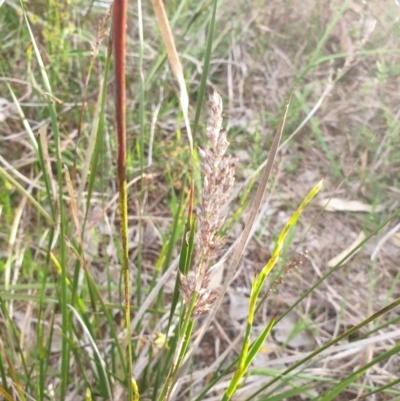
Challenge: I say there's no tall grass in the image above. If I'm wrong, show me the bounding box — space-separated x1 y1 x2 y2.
1 0 400 400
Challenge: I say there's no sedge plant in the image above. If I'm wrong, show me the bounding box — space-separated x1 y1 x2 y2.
2 0 400 400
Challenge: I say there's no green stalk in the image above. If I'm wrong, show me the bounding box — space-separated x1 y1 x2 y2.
247 296 400 400
222 180 322 401
157 293 198 401
192 0 218 139
320 341 400 401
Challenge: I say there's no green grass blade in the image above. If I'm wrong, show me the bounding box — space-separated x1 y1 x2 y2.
67 304 113 399
0 349 10 396
36 228 54 400
167 197 196 332
19 2 70 398
245 296 400 400
84 34 113 229
258 384 317 401
360 377 400 399
223 180 322 401
319 342 400 401
191 0 218 139
245 315 277 371
299 0 352 79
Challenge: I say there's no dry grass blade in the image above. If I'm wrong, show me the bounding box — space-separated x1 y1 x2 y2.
77 94 102 205
64 165 93 285
4 195 27 294
0 166 53 225
39 126 56 194
64 165 83 241
0 155 44 191
150 0 193 155
0 339 26 401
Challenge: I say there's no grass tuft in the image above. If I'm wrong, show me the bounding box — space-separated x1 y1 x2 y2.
1 0 400 400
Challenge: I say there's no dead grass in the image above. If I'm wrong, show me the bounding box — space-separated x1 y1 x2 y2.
194 1 400 398
1 0 400 399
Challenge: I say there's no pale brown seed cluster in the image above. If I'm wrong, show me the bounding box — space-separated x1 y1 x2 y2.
180 91 238 317
179 274 219 317
271 251 308 292
342 17 377 71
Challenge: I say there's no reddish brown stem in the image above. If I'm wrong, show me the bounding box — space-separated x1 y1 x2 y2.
113 0 127 181
113 0 133 397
